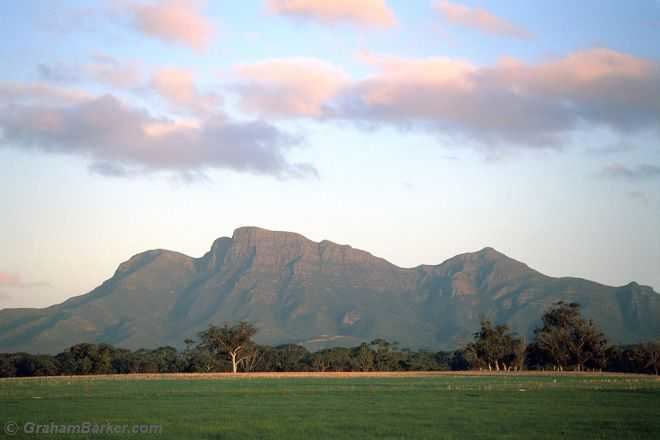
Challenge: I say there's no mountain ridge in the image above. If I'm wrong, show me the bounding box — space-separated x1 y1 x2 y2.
1 226 658 354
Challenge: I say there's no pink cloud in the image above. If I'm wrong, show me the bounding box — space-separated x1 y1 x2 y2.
0 273 21 287
494 48 653 92
0 272 50 288
434 0 531 39
235 58 349 117
266 0 397 28
151 68 221 115
229 48 660 146
127 0 215 50
336 48 660 146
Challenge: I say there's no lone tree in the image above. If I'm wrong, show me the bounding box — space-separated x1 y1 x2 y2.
531 302 608 371
465 318 524 371
198 322 257 374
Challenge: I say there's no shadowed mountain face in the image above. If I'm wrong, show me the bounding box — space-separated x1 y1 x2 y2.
1 227 659 354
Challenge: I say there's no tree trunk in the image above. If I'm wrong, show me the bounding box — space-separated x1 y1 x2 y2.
230 352 238 374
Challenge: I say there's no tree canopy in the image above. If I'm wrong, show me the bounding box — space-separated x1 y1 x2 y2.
197 321 258 374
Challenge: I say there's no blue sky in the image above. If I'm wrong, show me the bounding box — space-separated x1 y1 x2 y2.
0 0 659 308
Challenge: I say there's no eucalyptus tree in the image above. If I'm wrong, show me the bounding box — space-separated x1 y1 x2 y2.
198 321 258 374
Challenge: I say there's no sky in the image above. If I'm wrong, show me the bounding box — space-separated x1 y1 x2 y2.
0 0 659 309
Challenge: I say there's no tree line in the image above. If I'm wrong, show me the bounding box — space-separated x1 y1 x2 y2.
1 302 658 377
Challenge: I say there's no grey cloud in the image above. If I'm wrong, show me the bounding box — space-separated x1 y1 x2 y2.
333 79 573 147
0 93 316 180
37 63 81 83
600 163 660 181
38 55 144 89
585 143 636 156
89 161 133 178
626 191 650 205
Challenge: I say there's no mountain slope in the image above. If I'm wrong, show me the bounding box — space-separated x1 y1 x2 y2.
1 226 659 353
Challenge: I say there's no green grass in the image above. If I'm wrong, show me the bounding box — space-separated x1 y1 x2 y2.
1 374 659 439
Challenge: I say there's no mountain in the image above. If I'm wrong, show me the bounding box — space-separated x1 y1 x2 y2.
1 226 659 354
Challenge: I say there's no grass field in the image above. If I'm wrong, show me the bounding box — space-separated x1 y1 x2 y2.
1 373 659 439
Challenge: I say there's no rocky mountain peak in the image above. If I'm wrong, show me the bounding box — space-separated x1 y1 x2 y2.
225 227 391 272
2 226 657 354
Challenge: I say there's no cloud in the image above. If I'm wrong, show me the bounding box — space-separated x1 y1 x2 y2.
89 161 134 178
37 63 81 83
38 57 218 115
86 54 144 88
37 55 144 89
600 164 660 181
327 48 660 148
626 191 651 206
0 89 316 180
434 1 531 39
151 68 221 115
266 0 396 28
585 143 636 156
125 0 215 50
234 58 349 117
0 81 92 106
0 272 50 288
228 48 660 149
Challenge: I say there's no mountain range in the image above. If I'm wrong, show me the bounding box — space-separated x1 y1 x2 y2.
1 226 659 354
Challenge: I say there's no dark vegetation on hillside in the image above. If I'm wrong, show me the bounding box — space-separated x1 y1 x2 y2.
1 302 658 377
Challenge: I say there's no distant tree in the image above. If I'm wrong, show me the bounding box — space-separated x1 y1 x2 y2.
95 344 115 374
13 354 60 377
150 346 184 373
198 322 258 374
352 343 375 371
54 351 77 375
240 345 261 372
61 343 116 374
449 350 470 371
310 350 331 372
403 350 449 371
186 347 221 372
433 351 452 371
309 347 352 372
0 354 17 377
108 348 133 374
532 302 608 371
465 319 524 371
255 344 308 372
369 339 404 371
274 344 309 371
310 347 353 372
